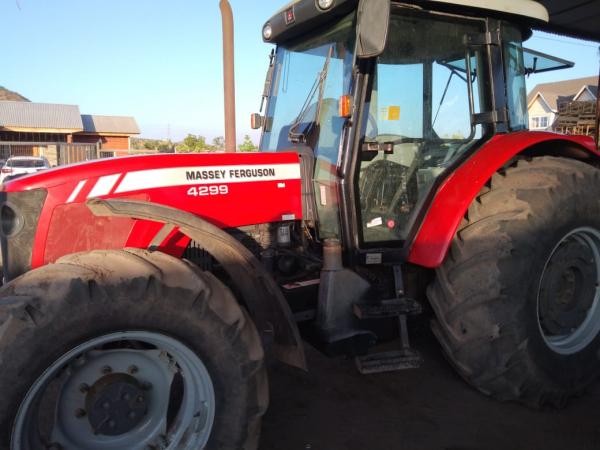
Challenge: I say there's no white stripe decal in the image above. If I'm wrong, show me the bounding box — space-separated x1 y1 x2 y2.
87 174 121 199
67 180 86 203
115 164 301 194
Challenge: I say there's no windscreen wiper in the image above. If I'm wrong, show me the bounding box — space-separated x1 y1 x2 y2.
288 46 333 145
260 49 276 112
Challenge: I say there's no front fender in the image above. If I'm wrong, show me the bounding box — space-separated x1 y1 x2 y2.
87 198 306 370
408 131 599 268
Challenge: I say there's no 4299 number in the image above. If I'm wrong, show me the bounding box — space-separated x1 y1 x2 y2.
187 185 229 197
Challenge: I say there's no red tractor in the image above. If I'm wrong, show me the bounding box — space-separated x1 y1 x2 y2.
1 0 599 448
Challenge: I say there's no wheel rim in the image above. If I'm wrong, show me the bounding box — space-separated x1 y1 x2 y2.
537 227 600 355
12 331 215 450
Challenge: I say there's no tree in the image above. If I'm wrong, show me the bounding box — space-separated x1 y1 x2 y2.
212 136 225 150
157 140 174 153
238 135 257 152
175 134 211 153
143 140 159 150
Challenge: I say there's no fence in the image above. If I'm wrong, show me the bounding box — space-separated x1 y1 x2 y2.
553 101 597 137
0 142 100 166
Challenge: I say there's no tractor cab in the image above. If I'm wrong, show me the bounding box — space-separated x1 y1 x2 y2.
256 0 576 257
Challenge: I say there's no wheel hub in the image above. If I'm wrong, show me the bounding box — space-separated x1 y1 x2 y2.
539 240 596 335
85 373 148 436
12 332 216 450
537 227 600 355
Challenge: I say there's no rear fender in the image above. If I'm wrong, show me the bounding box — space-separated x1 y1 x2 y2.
87 197 306 370
408 131 600 268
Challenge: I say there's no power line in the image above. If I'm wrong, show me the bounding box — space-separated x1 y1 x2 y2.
531 35 599 49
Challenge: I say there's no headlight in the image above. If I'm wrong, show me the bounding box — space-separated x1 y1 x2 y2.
0 202 23 237
263 23 273 40
317 0 335 10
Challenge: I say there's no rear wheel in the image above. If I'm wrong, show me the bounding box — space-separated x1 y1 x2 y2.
0 249 268 449
429 157 600 407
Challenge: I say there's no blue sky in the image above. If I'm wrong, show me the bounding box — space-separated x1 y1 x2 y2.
1 0 598 143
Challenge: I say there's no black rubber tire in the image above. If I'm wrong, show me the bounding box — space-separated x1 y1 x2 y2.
0 248 268 449
428 156 600 408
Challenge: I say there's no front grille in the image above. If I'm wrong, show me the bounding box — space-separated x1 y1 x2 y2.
0 189 47 282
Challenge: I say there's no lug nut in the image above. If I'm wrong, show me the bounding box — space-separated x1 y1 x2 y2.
79 383 90 393
142 381 153 391
102 401 111 410
101 365 112 374
128 365 139 374
137 395 145 404
75 408 86 418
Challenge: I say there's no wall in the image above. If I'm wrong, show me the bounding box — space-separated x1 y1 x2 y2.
73 134 130 150
528 96 554 130
576 89 596 102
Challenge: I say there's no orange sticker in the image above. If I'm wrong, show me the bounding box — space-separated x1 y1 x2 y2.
388 106 400 121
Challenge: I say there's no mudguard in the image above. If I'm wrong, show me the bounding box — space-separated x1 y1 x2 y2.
88 198 306 369
408 131 599 268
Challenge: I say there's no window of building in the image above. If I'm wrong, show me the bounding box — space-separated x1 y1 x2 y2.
530 116 549 129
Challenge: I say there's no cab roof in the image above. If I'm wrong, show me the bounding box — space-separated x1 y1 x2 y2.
428 0 549 22
266 0 600 44
432 0 600 41
428 0 600 42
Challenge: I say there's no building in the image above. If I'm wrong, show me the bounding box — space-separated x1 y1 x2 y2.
0 100 140 165
77 115 141 157
527 76 598 131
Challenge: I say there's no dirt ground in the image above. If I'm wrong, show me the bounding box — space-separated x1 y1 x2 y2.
260 329 600 450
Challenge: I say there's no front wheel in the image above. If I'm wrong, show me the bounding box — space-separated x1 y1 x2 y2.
0 249 268 449
429 157 600 408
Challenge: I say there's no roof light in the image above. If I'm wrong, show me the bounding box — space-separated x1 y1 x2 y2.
263 23 273 40
317 0 335 11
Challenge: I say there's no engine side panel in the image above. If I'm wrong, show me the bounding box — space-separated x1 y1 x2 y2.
408 131 599 268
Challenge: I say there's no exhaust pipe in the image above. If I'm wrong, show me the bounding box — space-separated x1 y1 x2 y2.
220 0 237 152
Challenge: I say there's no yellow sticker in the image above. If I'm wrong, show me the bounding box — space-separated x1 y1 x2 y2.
379 106 401 121
388 105 400 121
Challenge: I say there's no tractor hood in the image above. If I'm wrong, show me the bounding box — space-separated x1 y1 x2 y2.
0 152 303 276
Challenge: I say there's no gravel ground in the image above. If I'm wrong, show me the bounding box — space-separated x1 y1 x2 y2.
260 330 600 450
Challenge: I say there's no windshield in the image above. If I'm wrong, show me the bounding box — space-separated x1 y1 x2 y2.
260 13 356 239
260 12 355 162
358 8 489 244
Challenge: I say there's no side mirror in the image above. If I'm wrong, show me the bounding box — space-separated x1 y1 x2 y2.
250 113 264 130
356 0 390 59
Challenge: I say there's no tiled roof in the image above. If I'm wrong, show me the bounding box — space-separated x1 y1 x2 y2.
0 101 83 130
81 114 140 135
527 76 598 111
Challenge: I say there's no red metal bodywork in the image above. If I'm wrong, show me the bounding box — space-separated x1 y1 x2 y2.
4 152 303 269
407 131 599 268
5 131 598 273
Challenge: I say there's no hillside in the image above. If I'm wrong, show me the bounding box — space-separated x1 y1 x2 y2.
0 86 29 102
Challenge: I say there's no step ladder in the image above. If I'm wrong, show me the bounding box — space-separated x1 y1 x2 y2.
353 265 423 374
